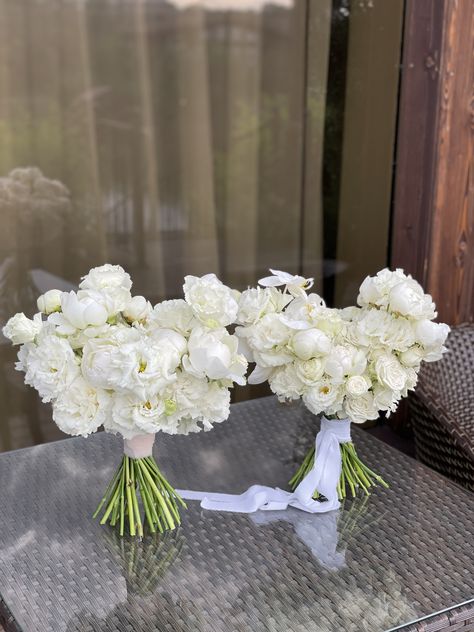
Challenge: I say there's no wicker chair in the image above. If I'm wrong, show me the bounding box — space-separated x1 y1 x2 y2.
409 323 474 492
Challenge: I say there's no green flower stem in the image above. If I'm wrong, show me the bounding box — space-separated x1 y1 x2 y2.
289 442 389 500
94 454 186 537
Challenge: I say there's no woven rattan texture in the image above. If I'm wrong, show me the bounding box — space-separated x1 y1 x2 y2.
0 397 473 632
409 323 474 491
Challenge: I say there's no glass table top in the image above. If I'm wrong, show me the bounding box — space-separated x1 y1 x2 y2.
0 397 473 631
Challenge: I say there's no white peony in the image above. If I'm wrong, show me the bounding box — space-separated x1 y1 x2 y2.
290 328 331 360
78 286 132 317
374 354 407 392
3 312 43 345
37 289 62 315
344 392 379 424
346 375 370 397
357 268 407 308
414 320 450 348
149 299 197 335
79 263 132 291
269 364 304 401
373 385 400 414
49 291 108 334
325 345 367 381
107 394 168 438
82 329 181 399
123 295 152 323
388 279 436 320
303 382 343 416
236 287 291 325
399 346 424 367
52 377 110 437
17 334 81 402
182 326 247 385
240 313 292 367
183 273 239 328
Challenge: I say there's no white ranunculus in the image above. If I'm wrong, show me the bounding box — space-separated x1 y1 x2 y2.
123 295 152 323
346 375 370 397
79 263 132 291
357 268 407 308
344 392 379 424
294 358 325 385
374 354 407 392
149 299 197 335
414 320 450 348
17 334 81 402
388 279 436 320
2 312 43 345
269 364 304 401
183 273 239 328
48 291 108 334
290 328 331 360
399 346 424 367
52 377 110 437
241 313 292 367
182 326 247 385
303 381 343 416
325 345 367 381
37 289 62 315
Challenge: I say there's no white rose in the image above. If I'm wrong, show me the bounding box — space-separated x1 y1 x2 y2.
79 263 132 291
48 291 108 334
346 375 370 397
3 312 43 345
291 329 331 360
414 320 450 348
374 354 407 392
183 273 239 328
399 346 424 367
344 392 379 424
17 334 81 402
303 381 343 416
242 313 292 367
37 289 62 315
123 295 152 323
182 326 247 385
294 358 325 385
389 279 436 319
269 364 304 401
53 377 110 437
149 299 197 335
325 345 367 381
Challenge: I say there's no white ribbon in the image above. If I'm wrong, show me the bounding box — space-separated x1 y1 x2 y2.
177 418 351 515
124 434 155 459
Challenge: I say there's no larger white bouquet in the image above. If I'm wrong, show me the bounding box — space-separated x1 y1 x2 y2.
236 268 450 503
3 265 247 536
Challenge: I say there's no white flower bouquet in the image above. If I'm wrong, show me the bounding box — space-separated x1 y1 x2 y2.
237 268 450 503
3 265 247 536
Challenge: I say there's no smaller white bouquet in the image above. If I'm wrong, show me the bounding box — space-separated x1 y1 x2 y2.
3 265 247 536
237 268 450 505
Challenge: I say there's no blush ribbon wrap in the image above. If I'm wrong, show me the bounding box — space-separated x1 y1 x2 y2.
124 434 155 459
177 418 351 515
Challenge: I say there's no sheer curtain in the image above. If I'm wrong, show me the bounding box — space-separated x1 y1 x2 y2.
0 0 328 451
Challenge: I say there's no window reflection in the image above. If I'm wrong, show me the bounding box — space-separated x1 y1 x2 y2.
0 0 402 451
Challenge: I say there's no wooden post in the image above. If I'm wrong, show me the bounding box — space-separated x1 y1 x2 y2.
392 0 474 325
